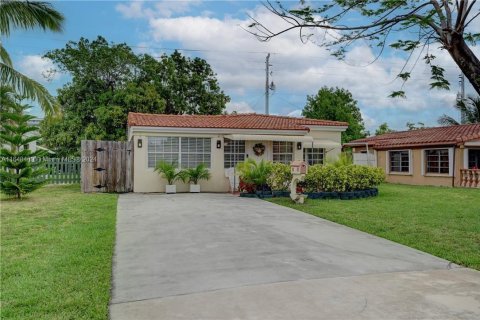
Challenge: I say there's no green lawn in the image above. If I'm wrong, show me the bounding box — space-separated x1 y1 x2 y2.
1 185 118 320
269 184 480 270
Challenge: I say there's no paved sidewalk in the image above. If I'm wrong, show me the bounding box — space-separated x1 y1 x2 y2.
110 193 480 319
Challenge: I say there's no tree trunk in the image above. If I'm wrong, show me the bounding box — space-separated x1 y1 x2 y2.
447 33 480 95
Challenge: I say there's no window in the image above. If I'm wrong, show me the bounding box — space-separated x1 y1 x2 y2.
148 137 179 168
389 150 410 173
425 149 449 174
148 137 211 168
468 149 480 169
303 148 324 165
273 141 293 164
180 137 211 169
224 139 245 169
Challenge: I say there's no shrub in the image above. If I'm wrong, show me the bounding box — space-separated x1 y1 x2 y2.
304 164 385 192
236 159 272 191
184 163 211 184
154 161 186 185
267 162 292 191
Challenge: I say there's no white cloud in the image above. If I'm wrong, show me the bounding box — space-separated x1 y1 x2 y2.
287 109 302 117
116 0 201 19
18 55 60 83
117 3 473 129
226 101 255 113
115 0 145 19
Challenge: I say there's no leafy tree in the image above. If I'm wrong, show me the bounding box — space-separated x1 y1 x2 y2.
41 37 229 156
406 121 426 130
375 123 395 136
302 86 366 143
138 52 230 115
0 96 48 198
0 0 64 114
248 1 480 96
438 96 480 125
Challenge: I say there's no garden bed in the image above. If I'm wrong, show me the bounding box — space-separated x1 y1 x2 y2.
240 188 379 200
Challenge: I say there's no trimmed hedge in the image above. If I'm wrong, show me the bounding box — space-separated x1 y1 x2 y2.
304 164 385 193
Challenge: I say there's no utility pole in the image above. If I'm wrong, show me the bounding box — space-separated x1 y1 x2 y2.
265 53 271 115
458 73 466 124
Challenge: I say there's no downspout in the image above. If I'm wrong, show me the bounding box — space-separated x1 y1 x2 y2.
366 143 370 166
452 146 456 187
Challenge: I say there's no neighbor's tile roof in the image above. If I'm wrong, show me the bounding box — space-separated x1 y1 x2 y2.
128 112 348 131
344 123 480 149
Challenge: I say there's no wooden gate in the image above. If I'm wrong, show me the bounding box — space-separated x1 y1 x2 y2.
81 140 133 193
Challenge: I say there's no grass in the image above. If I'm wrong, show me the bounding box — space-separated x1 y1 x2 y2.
1 184 118 320
269 184 480 270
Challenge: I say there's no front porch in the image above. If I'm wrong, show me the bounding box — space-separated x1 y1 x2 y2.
459 147 480 188
223 136 341 192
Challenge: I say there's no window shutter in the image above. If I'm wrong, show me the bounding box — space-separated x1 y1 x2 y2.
420 150 425 176
448 148 454 176
408 149 413 174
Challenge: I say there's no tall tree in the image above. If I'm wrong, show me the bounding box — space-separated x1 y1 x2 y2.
248 1 480 97
302 86 366 143
138 51 230 115
438 96 480 125
375 123 395 136
406 121 426 130
41 37 229 155
0 96 48 198
0 0 64 114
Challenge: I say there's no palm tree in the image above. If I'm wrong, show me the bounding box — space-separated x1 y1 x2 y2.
438 96 480 126
0 0 64 115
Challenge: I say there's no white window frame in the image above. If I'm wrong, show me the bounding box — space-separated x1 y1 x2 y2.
422 147 453 176
303 147 325 165
147 136 211 169
272 141 294 164
386 150 412 174
224 139 245 169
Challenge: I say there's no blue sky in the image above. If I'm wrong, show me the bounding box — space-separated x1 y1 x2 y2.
5 0 479 133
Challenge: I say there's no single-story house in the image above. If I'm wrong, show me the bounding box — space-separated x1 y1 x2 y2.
127 112 348 192
344 123 480 188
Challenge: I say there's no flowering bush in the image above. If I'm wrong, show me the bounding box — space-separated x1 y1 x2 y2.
238 178 256 193
266 162 292 191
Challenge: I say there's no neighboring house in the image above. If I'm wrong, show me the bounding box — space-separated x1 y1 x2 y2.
25 118 55 155
344 123 480 188
128 112 348 192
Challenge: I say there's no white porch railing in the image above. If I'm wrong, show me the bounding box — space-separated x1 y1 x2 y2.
460 169 480 188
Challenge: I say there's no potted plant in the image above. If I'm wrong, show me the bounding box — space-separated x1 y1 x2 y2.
236 159 272 197
185 163 211 193
154 161 185 194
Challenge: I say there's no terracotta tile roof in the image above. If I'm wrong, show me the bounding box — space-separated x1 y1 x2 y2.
128 112 348 131
344 123 480 149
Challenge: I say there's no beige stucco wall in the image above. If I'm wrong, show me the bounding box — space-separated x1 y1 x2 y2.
371 147 465 187
130 127 344 193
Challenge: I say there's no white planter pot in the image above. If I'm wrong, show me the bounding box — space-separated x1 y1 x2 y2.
165 185 176 194
190 184 200 193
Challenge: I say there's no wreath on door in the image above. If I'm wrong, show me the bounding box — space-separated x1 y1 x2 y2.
253 143 265 156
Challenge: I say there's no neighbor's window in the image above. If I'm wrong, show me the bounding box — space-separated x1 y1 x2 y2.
389 150 410 173
425 149 449 174
148 137 211 168
148 137 179 168
273 141 293 164
224 139 245 169
468 149 480 169
303 148 324 165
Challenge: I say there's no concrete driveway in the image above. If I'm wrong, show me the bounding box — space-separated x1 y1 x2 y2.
110 193 480 320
